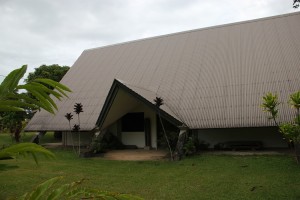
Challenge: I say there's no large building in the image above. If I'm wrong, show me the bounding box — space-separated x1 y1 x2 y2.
26 12 300 149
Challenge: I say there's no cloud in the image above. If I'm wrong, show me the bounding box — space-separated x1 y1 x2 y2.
0 0 296 79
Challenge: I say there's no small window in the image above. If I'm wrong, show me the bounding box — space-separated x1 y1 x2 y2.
122 112 144 132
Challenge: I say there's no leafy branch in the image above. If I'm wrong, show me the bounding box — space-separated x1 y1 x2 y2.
0 65 72 114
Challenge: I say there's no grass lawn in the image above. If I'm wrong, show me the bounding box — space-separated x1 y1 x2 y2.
0 132 60 147
1 147 300 199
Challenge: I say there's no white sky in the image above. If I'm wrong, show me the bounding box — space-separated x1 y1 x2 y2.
0 0 297 82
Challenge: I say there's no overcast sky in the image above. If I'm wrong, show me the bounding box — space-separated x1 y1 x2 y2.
0 0 297 82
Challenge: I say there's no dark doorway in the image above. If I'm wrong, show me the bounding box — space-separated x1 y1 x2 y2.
121 112 144 132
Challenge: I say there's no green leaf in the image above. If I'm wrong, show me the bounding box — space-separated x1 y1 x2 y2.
0 104 25 112
28 82 63 100
289 91 300 110
17 85 56 113
0 65 27 97
46 184 71 200
18 176 143 200
0 100 38 109
28 176 63 200
8 93 52 112
47 178 85 200
0 66 71 114
0 143 55 165
34 78 72 93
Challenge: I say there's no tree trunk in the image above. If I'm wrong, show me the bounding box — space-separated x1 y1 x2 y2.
78 132 81 156
158 115 173 161
174 131 187 161
14 122 22 143
14 128 21 143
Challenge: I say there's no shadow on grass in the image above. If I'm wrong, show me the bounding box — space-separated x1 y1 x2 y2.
0 164 19 171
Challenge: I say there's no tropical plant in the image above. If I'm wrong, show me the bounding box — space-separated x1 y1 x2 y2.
64 112 76 151
64 103 84 156
0 111 27 142
0 65 71 114
154 97 173 160
17 176 143 200
74 103 83 155
289 91 300 116
261 91 300 163
0 143 55 165
261 93 280 126
294 0 300 8
65 113 73 129
183 137 196 156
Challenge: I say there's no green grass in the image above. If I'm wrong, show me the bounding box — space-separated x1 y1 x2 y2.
1 148 300 200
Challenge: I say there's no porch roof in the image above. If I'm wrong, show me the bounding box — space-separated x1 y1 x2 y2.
97 79 183 130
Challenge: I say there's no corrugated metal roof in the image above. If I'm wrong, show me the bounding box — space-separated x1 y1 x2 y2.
119 80 182 123
97 79 182 130
26 12 300 131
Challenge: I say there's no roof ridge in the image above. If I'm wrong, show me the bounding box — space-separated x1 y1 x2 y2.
85 11 300 52
117 79 157 94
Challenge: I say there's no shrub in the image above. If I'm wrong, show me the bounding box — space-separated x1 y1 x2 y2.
183 137 196 156
90 132 124 154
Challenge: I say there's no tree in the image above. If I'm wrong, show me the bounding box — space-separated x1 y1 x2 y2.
0 111 27 142
64 103 83 156
293 0 300 8
24 64 70 139
261 91 300 163
25 64 69 83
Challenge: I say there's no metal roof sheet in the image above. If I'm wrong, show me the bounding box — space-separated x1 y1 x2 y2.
120 80 182 123
26 12 300 131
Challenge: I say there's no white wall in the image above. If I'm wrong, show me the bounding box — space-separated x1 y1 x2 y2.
195 127 288 148
121 132 145 147
126 104 157 148
107 103 157 148
63 132 94 147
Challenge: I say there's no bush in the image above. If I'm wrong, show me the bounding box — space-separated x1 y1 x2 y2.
90 132 124 154
183 137 196 156
157 130 178 150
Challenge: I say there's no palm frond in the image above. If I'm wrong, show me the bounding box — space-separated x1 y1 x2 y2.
0 143 55 165
18 176 143 200
0 66 71 114
0 65 27 98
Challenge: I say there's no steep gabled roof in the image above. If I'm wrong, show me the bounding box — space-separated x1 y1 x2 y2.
26 12 300 131
96 79 182 130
